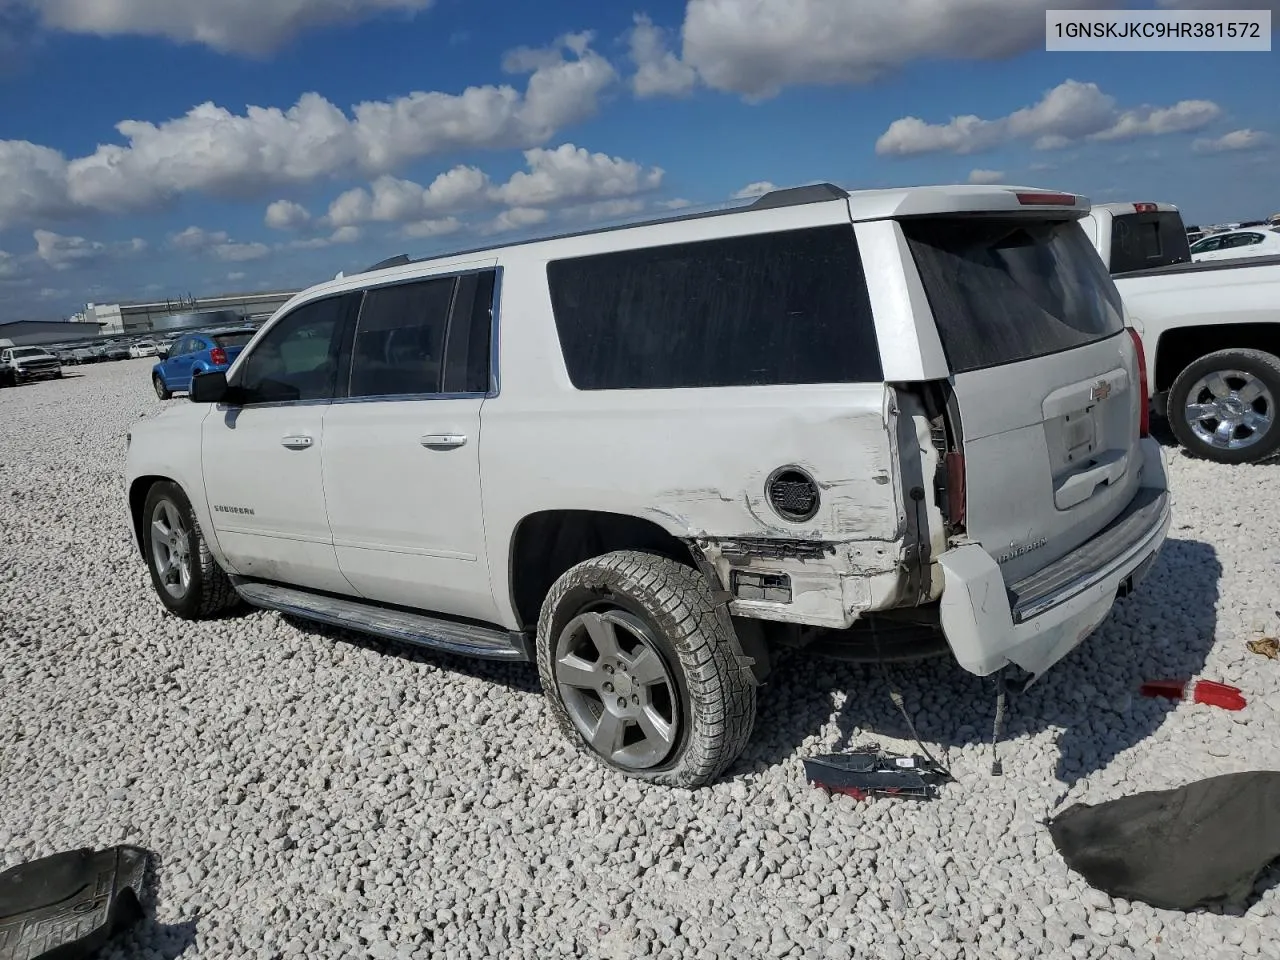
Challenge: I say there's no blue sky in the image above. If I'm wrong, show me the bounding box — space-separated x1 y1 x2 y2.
1 0 1276 322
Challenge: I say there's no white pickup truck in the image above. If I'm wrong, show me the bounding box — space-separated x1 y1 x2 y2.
1082 201 1280 464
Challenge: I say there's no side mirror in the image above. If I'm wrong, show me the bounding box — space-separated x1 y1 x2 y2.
190 370 230 404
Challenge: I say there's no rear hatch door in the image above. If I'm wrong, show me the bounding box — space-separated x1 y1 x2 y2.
902 214 1144 583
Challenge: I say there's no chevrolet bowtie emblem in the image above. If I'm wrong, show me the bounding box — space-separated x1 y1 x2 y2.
1090 380 1112 401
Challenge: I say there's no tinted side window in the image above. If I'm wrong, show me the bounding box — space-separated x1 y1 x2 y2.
349 277 456 398
547 226 880 390
233 297 348 404
442 271 496 394
1109 212 1190 273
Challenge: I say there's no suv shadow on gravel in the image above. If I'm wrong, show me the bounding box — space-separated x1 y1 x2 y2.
741 538 1220 787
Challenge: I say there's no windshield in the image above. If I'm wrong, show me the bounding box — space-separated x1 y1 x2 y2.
213 332 255 348
13 348 48 358
903 216 1126 374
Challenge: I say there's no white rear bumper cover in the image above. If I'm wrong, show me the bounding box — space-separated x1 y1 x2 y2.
938 437 1171 679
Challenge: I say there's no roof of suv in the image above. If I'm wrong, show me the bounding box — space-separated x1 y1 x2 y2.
287 181 1088 310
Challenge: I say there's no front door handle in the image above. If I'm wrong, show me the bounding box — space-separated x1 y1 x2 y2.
281 435 314 450
420 434 468 449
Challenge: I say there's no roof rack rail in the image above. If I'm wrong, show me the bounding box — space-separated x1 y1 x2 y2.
747 182 849 210
362 254 413 273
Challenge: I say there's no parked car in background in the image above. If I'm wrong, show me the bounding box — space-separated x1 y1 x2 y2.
1190 228 1280 263
150 328 257 399
71 347 96 364
129 340 159 359
0 345 62 386
103 342 132 361
1081 200 1280 464
127 182 1169 787
156 336 180 359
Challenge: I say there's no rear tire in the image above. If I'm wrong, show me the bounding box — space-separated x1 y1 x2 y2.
153 375 171 400
1168 348 1280 464
141 481 240 620
536 551 757 788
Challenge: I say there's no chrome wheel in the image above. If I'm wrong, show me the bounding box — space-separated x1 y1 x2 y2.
554 609 679 770
1183 369 1274 452
150 499 193 599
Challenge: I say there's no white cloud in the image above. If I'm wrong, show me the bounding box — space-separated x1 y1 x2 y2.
34 229 146 270
573 198 647 221
967 168 1005 184
328 144 663 227
659 198 693 209
285 226 367 250
680 0 1115 99
628 14 697 98
265 199 312 230
212 241 271 262
494 144 663 208
876 80 1220 156
329 225 362 244
401 217 462 239
732 181 776 199
0 32 616 227
227 271 247 281
169 225 230 250
24 0 437 56
0 251 19 279
1191 128 1272 154
483 207 549 235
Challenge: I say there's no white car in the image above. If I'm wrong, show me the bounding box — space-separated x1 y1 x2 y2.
129 340 159 359
125 183 1170 787
1081 202 1280 464
1189 228 1280 263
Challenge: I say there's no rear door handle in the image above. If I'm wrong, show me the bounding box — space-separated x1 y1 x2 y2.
281 435 314 450
420 434 468 449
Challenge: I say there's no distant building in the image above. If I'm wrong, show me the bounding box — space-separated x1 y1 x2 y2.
0 319 104 347
91 290 301 334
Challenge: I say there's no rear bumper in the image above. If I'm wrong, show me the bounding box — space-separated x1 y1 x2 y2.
937 437 1171 678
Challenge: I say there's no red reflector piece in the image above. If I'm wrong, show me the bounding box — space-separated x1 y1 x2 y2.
1139 678 1246 711
1127 327 1150 438
1016 192 1077 206
210 347 228 366
1133 202 1158 213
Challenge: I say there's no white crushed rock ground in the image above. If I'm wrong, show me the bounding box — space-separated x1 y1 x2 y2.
2 357 1279 960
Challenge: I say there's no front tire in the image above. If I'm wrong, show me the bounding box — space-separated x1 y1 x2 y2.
536 551 757 788
153 375 171 400
1168 348 1280 464
142 481 239 619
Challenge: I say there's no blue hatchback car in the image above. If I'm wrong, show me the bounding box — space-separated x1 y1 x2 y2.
151 328 257 399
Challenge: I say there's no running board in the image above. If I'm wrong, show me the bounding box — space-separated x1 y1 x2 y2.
232 579 531 662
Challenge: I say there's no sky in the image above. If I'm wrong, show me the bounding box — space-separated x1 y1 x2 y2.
0 0 1277 322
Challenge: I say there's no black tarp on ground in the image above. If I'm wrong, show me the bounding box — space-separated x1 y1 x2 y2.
1048 772 1280 911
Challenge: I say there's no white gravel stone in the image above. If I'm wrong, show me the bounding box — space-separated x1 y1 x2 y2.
2 360 1279 959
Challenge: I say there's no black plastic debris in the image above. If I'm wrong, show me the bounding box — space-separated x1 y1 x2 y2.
1049 772 1280 911
804 745 951 800
0 846 150 960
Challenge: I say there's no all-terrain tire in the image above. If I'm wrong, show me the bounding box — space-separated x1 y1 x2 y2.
1167 348 1280 464
536 551 757 788
141 481 240 619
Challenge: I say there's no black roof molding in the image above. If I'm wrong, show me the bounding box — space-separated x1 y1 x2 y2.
347 182 851 277
748 182 849 210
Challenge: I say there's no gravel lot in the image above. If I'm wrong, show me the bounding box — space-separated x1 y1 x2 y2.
3 357 1280 960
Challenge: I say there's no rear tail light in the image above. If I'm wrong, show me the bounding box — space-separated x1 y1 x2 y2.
1127 327 1150 438
1133 202 1158 214
945 451 967 528
1015 192 1077 206
210 347 228 366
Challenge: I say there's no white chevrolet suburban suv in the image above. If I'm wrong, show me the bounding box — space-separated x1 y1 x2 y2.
125 183 1171 787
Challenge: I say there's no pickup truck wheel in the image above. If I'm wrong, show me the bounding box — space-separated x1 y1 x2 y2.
1168 348 1280 464
537 551 757 788
142 481 239 619
153 375 171 400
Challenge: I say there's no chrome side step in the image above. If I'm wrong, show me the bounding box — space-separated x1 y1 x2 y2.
232 579 531 662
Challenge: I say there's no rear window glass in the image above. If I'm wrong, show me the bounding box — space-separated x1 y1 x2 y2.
903 217 1125 375
546 225 881 390
1109 212 1191 273
213 333 255 348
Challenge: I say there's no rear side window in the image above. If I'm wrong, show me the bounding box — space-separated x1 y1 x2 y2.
546 225 881 390
1109 212 1191 273
349 278 455 398
904 217 1125 375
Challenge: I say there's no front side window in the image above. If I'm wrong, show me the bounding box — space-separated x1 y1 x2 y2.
233 296 349 404
348 277 456 398
546 226 881 390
